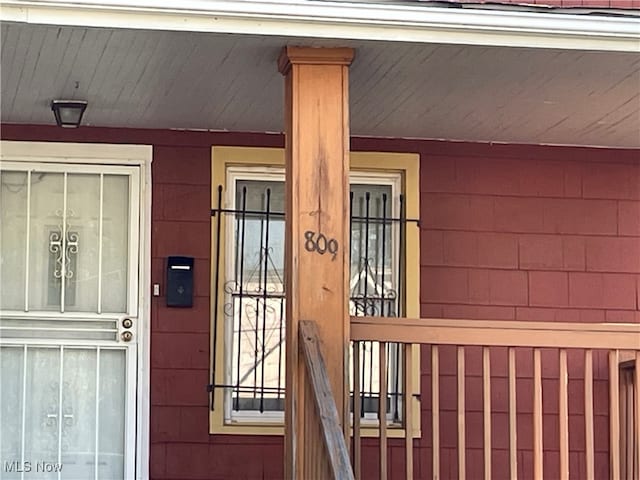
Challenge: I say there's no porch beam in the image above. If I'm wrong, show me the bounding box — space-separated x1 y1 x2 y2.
279 45 354 480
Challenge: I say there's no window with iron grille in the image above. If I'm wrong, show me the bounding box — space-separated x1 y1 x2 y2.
210 164 413 426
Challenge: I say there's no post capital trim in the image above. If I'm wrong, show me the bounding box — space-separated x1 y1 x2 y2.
278 46 355 75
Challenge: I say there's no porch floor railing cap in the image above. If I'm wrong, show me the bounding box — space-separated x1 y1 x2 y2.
278 46 355 75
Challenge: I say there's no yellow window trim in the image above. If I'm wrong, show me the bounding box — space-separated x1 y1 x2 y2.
210 146 421 437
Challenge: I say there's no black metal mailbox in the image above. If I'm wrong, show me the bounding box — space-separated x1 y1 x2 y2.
166 256 194 307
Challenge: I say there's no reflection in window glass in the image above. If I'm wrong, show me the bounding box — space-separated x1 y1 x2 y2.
0 171 28 310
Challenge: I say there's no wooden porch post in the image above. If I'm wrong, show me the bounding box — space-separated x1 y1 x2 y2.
278 46 355 479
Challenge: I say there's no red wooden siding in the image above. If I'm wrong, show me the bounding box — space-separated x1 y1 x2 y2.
2 125 639 479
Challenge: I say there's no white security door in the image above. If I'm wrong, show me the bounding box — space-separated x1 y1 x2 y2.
0 163 140 480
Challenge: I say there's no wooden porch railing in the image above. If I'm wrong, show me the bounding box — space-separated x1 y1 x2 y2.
300 320 355 480
350 316 640 480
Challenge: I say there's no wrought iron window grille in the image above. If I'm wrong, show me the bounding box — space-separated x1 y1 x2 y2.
209 183 418 423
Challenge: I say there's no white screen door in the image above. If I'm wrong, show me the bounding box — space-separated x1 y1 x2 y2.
0 162 140 480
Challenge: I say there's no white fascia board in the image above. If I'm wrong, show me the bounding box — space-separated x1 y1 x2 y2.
2 0 639 52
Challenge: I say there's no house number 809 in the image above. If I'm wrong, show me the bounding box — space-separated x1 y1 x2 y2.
304 230 338 260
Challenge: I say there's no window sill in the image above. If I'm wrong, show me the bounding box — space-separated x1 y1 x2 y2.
209 412 422 438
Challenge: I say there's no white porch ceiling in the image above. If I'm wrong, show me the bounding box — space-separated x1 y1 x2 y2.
2 22 639 148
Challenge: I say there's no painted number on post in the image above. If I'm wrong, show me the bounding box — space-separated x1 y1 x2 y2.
304 230 338 260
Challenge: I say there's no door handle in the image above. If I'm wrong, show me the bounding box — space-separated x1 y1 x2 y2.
121 331 133 342
46 413 74 426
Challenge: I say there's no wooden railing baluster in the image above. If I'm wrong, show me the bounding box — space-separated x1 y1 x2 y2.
508 347 517 480
483 347 492 480
623 366 627 480
585 349 595 480
404 344 414 480
432 345 440 480
559 349 569 479
379 342 388 480
610 350 621 479
352 341 361 480
630 363 636 480
458 346 466 480
533 348 543 479
635 352 640 480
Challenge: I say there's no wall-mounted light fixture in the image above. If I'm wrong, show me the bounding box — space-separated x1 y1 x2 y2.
51 100 88 128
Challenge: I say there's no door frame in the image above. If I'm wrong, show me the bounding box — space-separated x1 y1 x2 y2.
0 140 153 480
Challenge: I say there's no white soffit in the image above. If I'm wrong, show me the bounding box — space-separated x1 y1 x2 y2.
2 24 639 148
2 0 639 52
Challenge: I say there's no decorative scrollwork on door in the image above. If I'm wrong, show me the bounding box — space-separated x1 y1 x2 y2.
49 209 79 280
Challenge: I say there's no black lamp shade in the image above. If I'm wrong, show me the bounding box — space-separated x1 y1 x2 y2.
51 100 87 128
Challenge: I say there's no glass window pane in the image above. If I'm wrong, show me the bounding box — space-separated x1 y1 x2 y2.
349 184 400 419
234 180 285 281
98 349 125 479
28 172 64 311
101 175 129 313
0 170 28 310
61 348 97 479
65 174 101 312
235 180 285 212
0 346 24 479
350 184 394 317
24 347 60 479
230 179 286 412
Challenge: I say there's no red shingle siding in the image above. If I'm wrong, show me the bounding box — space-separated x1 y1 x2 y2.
415 142 640 323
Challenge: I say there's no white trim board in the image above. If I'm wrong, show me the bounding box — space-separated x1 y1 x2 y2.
0 140 153 480
2 0 639 52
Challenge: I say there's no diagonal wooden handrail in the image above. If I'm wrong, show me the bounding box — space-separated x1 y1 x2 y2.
299 320 354 480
